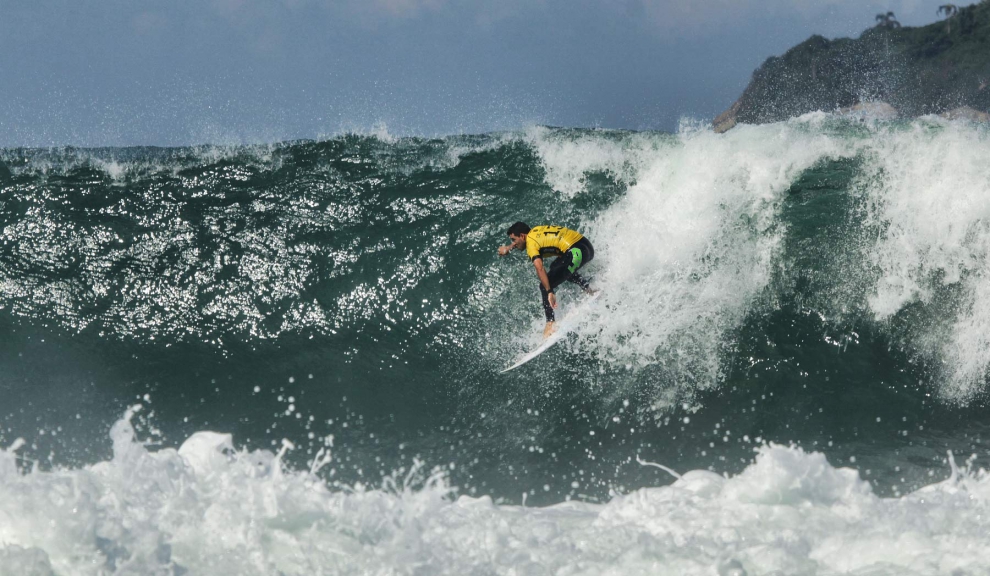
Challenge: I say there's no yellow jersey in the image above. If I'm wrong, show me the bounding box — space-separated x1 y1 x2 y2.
525 225 584 261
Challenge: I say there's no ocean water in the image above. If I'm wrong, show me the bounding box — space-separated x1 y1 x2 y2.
2 115 990 574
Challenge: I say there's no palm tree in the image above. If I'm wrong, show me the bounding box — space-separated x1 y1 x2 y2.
875 11 902 28
938 4 959 33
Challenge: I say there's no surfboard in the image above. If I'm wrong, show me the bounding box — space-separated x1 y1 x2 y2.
501 291 601 373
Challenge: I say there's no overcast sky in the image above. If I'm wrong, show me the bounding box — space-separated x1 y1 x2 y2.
0 0 955 146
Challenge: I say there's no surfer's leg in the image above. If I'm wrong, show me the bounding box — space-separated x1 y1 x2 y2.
542 251 593 322
545 256 572 289
567 273 591 290
564 238 594 291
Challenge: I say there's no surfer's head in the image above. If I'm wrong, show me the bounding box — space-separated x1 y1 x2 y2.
506 222 530 250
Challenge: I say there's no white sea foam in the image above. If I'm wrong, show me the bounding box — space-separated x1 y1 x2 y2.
854 118 990 401
527 120 855 396
1 409 988 575
523 125 671 197
524 117 990 402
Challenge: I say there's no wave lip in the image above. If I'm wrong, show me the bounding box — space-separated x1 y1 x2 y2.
1 411 988 575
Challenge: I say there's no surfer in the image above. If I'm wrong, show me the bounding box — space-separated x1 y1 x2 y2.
497 222 595 337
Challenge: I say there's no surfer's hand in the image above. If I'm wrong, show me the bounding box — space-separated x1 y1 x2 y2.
498 245 511 256
548 292 557 308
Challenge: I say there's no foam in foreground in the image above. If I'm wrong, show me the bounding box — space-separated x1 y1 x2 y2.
0 407 988 576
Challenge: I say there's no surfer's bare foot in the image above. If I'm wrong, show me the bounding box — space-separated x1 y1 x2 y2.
543 322 556 339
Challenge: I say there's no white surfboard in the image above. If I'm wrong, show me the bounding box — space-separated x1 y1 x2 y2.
501 291 601 373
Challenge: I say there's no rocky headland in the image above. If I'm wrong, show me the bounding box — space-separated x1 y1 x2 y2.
714 2 990 132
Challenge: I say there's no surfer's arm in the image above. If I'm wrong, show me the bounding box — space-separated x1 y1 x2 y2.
533 258 557 308
497 245 512 256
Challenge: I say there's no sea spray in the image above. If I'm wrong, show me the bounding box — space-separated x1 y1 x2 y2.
578 121 854 392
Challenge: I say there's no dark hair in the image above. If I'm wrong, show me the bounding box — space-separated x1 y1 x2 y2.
506 222 530 236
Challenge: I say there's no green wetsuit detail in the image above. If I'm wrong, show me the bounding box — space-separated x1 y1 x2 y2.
568 247 583 273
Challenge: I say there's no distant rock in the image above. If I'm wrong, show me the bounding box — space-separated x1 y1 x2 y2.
838 101 899 120
713 101 741 134
714 2 990 131
940 105 990 122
